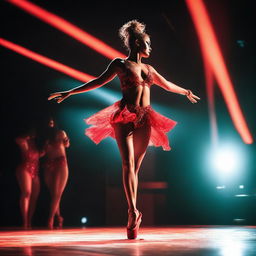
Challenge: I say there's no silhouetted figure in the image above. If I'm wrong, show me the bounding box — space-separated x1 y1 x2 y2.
15 128 44 228
42 118 70 229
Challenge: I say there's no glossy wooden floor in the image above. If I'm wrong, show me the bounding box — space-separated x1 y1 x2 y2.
0 226 255 256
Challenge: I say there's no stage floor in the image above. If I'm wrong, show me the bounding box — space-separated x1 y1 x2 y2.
0 226 255 255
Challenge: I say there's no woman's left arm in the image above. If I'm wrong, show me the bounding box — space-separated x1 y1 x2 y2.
150 66 200 103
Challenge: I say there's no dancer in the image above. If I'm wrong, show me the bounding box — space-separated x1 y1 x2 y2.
15 128 44 229
42 117 70 229
48 20 200 238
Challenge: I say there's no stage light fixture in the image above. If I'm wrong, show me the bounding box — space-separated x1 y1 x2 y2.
81 217 87 224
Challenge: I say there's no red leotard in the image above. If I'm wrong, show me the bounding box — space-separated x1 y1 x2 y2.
85 64 177 151
17 147 40 179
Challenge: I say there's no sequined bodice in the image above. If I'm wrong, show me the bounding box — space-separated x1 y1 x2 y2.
17 140 40 178
119 64 154 91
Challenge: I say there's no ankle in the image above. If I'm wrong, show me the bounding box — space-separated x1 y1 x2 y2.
128 208 138 214
48 218 54 229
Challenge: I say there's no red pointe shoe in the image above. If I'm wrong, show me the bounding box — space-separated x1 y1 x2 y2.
127 211 142 239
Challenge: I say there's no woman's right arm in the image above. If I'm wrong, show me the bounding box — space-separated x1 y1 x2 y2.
48 58 121 103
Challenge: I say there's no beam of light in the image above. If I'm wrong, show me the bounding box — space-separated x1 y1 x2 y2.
185 0 253 144
7 0 126 60
0 38 122 105
203 52 218 146
88 86 120 104
0 38 95 82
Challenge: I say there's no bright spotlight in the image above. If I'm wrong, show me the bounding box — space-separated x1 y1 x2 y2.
214 150 238 173
211 145 243 175
81 217 87 224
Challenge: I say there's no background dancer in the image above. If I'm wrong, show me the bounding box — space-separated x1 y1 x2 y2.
15 127 44 229
41 117 70 229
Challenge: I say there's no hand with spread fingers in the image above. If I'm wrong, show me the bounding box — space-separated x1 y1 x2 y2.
48 91 70 104
185 90 200 104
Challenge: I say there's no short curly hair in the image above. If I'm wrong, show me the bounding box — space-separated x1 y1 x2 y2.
119 20 148 51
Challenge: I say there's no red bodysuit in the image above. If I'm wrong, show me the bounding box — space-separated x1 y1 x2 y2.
85 64 177 151
17 145 40 179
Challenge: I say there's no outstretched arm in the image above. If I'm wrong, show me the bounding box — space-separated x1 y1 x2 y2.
48 58 120 103
150 66 200 103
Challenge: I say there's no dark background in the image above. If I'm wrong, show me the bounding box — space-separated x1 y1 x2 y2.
1 0 255 228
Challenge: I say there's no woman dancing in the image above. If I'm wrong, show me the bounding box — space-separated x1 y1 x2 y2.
15 128 44 229
42 117 70 229
48 20 200 239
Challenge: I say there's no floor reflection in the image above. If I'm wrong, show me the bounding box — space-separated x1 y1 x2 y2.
0 226 255 256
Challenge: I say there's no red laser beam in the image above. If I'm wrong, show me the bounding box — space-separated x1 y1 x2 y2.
7 0 126 60
185 0 253 144
0 38 95 82
204 53 218 146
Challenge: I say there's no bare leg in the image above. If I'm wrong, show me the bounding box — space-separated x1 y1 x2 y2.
16 170 32 229
113 123 136 211
44 165 68 229
44 170 54 229
56 206 60 217
27 176 40 228
113 122 150 229
133 122 151 203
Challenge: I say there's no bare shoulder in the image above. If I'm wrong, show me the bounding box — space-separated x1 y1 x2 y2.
110 58 124 68
107 58 125 74
15 135 27 144
145 64 158 78
146 64 156 73
112 57 125 64
57 130 68 139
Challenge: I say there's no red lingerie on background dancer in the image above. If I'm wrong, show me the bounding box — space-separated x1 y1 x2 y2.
42 118 70 229
48 20 200 239
15 128 45 229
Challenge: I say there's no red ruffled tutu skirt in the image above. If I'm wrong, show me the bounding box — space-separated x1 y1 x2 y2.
84 100 177 151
